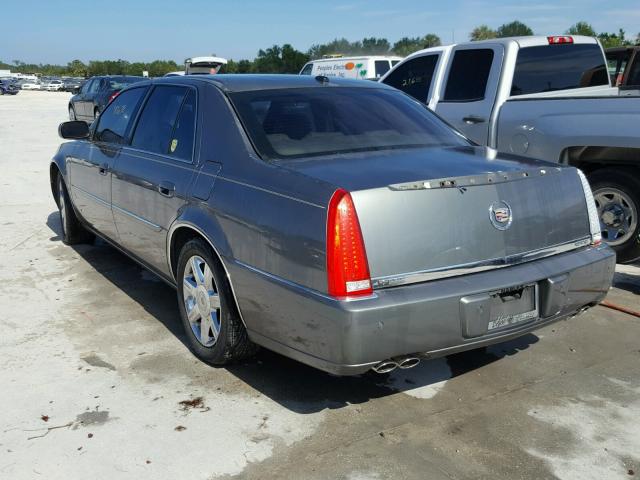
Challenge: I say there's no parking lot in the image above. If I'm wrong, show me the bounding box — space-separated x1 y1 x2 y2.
1 90 639 480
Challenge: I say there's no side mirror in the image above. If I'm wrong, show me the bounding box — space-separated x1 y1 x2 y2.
59 121 90 140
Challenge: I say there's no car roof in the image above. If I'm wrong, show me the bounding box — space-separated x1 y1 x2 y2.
150 74 394 92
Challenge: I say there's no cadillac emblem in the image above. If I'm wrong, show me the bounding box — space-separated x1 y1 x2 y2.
489 201 513 230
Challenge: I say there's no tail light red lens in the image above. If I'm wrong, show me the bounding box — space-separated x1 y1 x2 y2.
547 36 573 44
108 90 120 104
326 189 373 298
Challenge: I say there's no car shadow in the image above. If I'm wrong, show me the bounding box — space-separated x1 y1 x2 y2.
46 211 188 349
46 210 540 413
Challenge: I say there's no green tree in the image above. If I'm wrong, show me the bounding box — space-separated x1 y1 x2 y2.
253 44 309 73
470 25 497 41
392 34 441 56
67 59 87 77
496 21 533 38
361 37 391 54
566 21 596 37
598 28 633 48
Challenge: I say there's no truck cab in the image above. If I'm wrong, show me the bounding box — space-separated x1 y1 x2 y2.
382 36 640 263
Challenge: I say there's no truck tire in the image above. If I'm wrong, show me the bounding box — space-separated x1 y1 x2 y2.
589 168 640 263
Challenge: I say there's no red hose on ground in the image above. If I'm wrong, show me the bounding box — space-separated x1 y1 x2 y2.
600 300 640 319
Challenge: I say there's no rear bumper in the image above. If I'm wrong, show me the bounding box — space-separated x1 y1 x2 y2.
233 244 616 375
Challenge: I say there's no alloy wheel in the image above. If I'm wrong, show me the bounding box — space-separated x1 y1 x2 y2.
594 187 638 246
182 255 222 347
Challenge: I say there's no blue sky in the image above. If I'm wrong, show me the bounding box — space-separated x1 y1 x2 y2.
3 0 639 64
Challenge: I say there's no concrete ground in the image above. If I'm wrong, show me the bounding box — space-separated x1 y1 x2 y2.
1 91 639 480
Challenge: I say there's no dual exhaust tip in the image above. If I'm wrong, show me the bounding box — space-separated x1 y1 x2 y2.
372 356 421 374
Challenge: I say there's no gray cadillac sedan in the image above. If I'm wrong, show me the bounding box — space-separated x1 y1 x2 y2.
50 74 615 375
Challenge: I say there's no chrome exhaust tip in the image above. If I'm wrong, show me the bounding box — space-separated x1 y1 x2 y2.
372 360 398 374
396 356 420 369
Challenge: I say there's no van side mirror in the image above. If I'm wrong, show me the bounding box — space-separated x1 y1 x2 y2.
59 121 90 140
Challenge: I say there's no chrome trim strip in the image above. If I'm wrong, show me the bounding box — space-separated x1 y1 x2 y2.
111 203 163 232
72 184 110 208
372 237 592 289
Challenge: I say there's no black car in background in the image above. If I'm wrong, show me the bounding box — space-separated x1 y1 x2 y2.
69 75 144 122
63 79 85 93
0 79 20 95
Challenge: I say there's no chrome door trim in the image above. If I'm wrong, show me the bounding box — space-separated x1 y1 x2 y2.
73 184 110 208
112 203 163 232
372 237 592 289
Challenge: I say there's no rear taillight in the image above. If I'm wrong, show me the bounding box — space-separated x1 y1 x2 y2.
577 170 602 246
547 36 573 44
326 189 373 298
108 90 120 104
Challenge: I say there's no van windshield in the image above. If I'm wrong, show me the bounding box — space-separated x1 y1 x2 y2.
229 87 468 160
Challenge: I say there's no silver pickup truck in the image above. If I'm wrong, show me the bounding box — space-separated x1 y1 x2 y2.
382 35 640 263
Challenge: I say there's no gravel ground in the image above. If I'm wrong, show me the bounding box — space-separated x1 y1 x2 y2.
1 91 639 480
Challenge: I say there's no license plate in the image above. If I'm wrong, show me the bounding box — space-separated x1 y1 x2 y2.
487 284 538 331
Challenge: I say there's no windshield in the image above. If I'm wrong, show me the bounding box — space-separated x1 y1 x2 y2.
229 87 468 160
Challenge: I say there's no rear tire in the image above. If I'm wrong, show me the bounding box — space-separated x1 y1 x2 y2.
176 238 258 365
93 107 100 120
589 168 640 263
56 174 94 245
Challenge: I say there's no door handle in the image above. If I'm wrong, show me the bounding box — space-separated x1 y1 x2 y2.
462 115 486 125
158 181 176 198
98 163 109 175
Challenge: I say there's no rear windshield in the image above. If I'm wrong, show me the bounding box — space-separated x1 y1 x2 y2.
229 87 468 160
511 44 608 96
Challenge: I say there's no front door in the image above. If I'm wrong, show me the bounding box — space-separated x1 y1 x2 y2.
434 44 503 145
67 86 148 239
111 84 198 274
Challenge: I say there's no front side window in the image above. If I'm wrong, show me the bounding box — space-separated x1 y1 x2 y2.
94 87 147 144
375 60 391 78
443 49 494 102
131 85 194 159
230 87 468 160
511 44 608 96
81 79 93 94
382 55 439 104
300 63 313 75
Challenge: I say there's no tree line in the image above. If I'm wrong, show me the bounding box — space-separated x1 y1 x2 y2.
2 21 638 77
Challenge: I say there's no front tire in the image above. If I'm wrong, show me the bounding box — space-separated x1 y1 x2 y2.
57 174 94 245
589 168 640 263
176 238 257 365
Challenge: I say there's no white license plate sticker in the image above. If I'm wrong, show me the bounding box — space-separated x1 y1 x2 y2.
487 284 538 331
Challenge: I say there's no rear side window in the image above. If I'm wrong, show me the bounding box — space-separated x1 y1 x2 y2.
382 55 439 104
167 90 196 161
511 44 608 96
300 63 313 75
375 60 391 78
626 56 640 86
131 85 195 160
94 87 147 144
443 49 494 102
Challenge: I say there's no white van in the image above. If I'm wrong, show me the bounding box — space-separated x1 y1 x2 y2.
299 56 403 80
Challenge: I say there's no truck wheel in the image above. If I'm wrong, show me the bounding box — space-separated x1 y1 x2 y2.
57 174 94 245
589 168 640 263
176 238 258 365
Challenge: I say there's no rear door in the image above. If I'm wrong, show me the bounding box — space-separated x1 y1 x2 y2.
111 84 198 273
74 79 93 120
67 86 148 239
434 44 503 145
